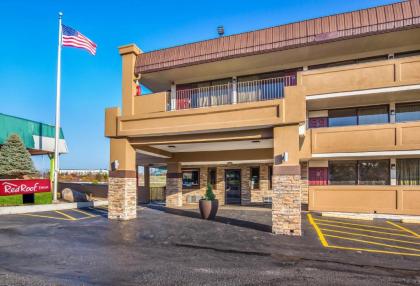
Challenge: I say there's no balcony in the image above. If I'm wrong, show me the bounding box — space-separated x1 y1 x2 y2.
169 75 297 111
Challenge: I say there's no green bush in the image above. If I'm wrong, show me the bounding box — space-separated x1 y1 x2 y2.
203 183 216 201
0 195 23 206
35 192 52 205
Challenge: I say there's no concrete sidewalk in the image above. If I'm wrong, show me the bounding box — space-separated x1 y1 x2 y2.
0 200 108 215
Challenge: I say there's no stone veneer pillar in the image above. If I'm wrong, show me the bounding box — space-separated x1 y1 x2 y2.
272 165 302 235
108 170 137 220
166 163 182 208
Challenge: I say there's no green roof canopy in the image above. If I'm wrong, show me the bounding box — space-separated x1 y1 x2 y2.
0 113 68 155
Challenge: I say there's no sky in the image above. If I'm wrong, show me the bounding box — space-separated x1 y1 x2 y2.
0 0 399 171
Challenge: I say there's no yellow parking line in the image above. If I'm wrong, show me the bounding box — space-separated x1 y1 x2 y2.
328 245 420 257
307 214 329 247
314 218 404 232
21 213 71 221
72 208 97 218
324 234 420 253
316 222 415 238
387 221 420 238
321 228 420 246
55 210 77 221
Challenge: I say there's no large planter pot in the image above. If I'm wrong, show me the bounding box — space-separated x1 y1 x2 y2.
199 199 219 220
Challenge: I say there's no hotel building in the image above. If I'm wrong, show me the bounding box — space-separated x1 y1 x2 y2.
105 1 420 235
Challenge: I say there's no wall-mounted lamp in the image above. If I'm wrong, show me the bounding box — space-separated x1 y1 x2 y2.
111 160 119 171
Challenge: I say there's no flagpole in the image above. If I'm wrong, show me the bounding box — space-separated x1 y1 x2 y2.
53 12 63 203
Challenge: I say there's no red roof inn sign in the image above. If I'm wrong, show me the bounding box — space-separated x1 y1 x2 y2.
0 179 50 196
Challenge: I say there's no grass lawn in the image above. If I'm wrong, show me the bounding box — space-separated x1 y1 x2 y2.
0 192 52 206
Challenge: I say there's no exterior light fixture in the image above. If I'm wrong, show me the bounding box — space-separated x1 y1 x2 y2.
217 25 224 37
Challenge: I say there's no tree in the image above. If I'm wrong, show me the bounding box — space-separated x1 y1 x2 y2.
0 134 37 178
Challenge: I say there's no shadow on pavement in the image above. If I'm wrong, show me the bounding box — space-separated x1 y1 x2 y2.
146 204 272 233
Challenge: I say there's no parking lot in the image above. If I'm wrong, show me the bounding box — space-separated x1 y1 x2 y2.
0 206 419 285
308 213 420 257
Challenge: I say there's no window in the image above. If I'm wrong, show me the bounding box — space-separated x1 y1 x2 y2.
309 167 328 185
328 160 390 185
397 159 420 185
309 117 328 128
328 108 357 127
250 167 260 190
182 169 200 189
328 105 389 127
268 166 273 190
137 166 145 187
329 161 357 185
358 160 390 185
208 168 217 188
396 102 420 123
358 106 389 125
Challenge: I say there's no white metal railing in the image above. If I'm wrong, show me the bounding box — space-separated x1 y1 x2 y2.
170 75 296 110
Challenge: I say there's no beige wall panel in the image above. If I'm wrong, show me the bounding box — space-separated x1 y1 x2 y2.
401 190 420 212
399 59 420 83
105 107 120 137
312 125 396 153
309 188 398 213
309 186 420 215
302 62 395 95
134 92 167 115
398 124 420 148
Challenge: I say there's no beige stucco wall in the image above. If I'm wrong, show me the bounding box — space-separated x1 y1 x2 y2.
302 55 420 96
311 121 420 154
309 185 420 215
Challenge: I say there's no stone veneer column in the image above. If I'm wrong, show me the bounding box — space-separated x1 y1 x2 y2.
108 138 137 220
166 162 182 208
272 125 302 236
108 171 137 220
272 166 301 235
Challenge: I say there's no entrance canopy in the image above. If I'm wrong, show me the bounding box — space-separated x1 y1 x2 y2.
0 113 68 155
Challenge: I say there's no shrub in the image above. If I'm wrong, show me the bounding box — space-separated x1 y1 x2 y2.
203 183 216 201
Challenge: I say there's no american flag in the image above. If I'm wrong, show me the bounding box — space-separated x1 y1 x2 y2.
62 25 97 55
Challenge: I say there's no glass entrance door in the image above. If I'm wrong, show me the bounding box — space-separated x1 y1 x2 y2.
225 169 241 204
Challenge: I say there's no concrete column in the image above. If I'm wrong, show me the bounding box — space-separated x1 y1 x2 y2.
272 125 302 236
166 162 182 207
390 158 397 186
119 44 141 117
232 76 237 104
390 102 396 124
108 138 137 220
170 83 176 111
